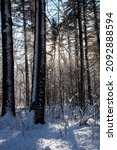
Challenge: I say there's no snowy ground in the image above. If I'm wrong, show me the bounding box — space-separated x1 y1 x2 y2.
0 108 100 150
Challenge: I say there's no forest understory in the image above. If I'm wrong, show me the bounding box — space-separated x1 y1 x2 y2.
0 105 100 150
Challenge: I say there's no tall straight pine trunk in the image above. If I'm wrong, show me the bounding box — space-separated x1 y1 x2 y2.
74 19 80 106
83 0 92 105
1 0 15 116
77 1 85 108
93 0 100 55
22 0 30 107
31 0 46 124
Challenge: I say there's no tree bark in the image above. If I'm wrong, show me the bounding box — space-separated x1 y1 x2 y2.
74 18 79 106
83 0 92 105
77 1 85 108
1 0 15 116
31 0 46 124
93 0 100 55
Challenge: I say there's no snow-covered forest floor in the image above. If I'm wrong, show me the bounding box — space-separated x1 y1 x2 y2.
0 107 100 150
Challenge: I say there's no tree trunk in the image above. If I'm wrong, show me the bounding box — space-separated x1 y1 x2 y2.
51 18 57 106
83 0 92 105
1 0 15 116
74 18 79 106
22 0 30 107
58 0 64 116
93 0 100 55
67 33 73 97
31 0 46 124
77 1 85 108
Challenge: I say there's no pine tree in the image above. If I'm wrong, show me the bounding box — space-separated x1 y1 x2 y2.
1 0 15 116
93 0 100 54
77 0 85 108
31 0 46 124
83 0 92 105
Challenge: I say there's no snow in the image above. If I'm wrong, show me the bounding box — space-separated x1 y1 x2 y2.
0 108 100 150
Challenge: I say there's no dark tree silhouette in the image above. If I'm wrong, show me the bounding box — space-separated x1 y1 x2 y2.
31 0 46 124
1 0 15 116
